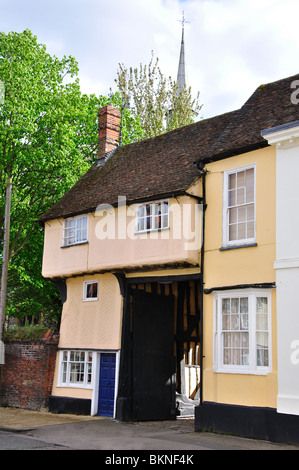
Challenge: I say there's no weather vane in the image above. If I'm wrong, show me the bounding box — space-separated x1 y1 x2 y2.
178 11 190 33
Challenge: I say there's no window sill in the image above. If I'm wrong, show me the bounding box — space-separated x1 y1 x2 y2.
214 367 270 376
220 242 257 251
61 241 89 248
135 227 170 235
56 383 93 389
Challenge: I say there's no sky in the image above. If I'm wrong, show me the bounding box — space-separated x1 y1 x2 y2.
1 0 299 119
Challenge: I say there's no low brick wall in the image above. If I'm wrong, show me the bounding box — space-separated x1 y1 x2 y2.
0 330 59 411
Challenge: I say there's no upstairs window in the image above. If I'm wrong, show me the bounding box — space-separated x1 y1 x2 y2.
223 165 255 247
63 215 88 246
136 200 169 233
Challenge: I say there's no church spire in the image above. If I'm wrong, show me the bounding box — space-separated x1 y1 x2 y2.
177 11 189 95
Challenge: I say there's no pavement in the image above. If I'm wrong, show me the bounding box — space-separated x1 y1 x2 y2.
0 406 298 452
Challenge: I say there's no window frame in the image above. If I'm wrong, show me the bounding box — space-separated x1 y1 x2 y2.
58 350 94 388
62 215 88 247
135 199 170 234
213 289 272 375
222 164 256 248
83 280 99 301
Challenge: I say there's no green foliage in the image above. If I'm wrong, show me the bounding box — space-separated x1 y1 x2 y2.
115 54 202 140
0 30 145 326
4 325 49 341
0 30 88 326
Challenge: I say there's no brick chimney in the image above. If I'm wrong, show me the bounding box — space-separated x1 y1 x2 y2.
97 105 121 165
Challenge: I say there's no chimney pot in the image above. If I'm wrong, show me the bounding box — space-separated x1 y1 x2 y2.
97 105 121 162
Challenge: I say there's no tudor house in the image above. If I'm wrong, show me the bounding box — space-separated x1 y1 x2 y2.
40 73 299 444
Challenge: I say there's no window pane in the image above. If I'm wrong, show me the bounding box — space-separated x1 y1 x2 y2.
256 314 268 330
138 217 145 232
238 206 247 222
257 348 268 367
229 189 236 206
247 204 254 221
229 223 237 241
238 222 246 240
86 282 98 299
146 205 151 230
231 314 240 330
229 207 237 223
257 332 268 347
237 170 245 187
162 201 168 214
162 214 168 228
247 221 255 239
222 314 230 330
237 188 245 205
240 298 248 313
245 168 254 187
240 314 248 330
246 187 254 203
62 361 67 383
222 298 230 313
257 297 268 313
231 298 239 313
229 173 236 190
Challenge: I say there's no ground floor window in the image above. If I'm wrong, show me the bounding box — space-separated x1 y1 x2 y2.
213 289 272 374
59 350 93 387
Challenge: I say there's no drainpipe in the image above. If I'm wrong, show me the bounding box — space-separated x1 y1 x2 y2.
0 176 12 366
196 160 207 407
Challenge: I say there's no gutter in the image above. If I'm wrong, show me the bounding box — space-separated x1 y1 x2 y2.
195 160 207 407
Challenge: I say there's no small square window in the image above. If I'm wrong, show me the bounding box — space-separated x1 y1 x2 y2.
83 281 98 301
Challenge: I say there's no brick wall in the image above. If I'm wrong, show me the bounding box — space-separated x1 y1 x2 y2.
0 330 59 411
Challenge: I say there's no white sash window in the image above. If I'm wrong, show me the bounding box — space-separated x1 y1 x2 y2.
223 165 256 247
213 289 272 374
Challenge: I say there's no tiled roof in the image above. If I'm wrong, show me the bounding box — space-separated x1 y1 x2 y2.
39 109 236 221
205 72 299 161
39 73 299 222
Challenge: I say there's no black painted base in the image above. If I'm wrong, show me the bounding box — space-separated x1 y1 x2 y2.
195 401 299 445
49 396 91 415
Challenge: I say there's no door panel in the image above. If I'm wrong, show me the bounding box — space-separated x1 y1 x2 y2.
132 290 175 420
98 353 116 417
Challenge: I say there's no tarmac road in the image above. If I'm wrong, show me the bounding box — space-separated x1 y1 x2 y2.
0 406 298 451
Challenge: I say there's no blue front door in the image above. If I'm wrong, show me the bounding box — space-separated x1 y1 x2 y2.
98 353 116 417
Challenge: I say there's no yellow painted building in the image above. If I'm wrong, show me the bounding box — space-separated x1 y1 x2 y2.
202 146 277 409
40 74 299 443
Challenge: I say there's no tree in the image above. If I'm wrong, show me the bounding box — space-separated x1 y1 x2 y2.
0 30 88 259
0 30 143 328
115 54 202 140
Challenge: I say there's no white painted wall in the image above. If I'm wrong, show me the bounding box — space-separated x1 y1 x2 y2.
263 122 299 415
